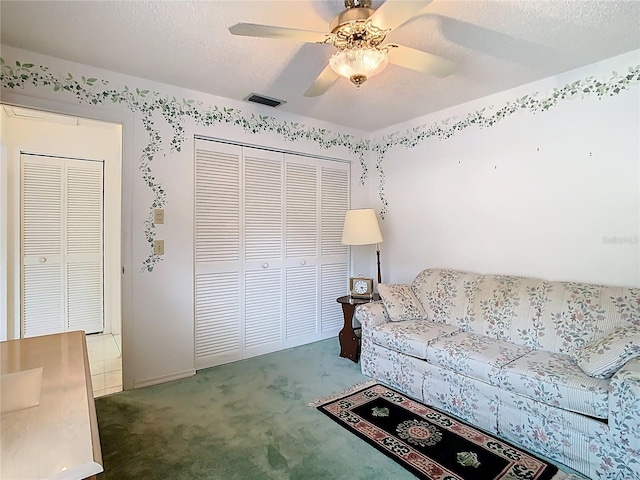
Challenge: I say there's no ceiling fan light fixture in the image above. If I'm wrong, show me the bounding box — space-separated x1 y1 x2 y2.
329 47 389 87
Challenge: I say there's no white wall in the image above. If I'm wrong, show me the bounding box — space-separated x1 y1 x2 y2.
5 44 635 391
0 46 372 389
372 51 640 287
0 108 122 340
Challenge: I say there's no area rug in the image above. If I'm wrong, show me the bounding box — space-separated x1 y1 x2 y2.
315 383 569 480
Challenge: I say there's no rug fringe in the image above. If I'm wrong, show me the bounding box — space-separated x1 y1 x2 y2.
307 379 377 408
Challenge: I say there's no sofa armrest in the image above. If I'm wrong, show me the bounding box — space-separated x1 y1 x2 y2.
354 301 389 333
609 357 640 456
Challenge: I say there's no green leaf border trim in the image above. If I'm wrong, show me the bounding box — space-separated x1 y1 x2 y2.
372 65 640 219
2 58 639 268
0 58 369 271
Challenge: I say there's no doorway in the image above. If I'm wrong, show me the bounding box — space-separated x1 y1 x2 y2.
1 104 123 397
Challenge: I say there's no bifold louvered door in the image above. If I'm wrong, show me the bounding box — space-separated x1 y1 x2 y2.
319 164 350 332
284 156 318 343
194 139 349 369
21 154 104 337
243 148 284 357
195 142 242 367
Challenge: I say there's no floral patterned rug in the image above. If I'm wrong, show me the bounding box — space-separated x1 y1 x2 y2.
316 383 569 480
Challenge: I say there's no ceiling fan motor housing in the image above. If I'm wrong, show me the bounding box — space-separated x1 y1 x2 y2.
328 0 392 87
330 7 375 33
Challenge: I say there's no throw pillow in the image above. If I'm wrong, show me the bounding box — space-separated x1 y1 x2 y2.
572 324 640 379
378 283 428 322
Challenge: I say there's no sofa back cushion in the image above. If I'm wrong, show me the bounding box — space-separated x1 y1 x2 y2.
411 269 481 328
378 284 428 322
571 323 640 378
411 268 639 354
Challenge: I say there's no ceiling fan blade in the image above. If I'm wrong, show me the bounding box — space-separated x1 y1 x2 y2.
304 65 340 97
368 0 433 32
229 23 330 43
387 44 456 77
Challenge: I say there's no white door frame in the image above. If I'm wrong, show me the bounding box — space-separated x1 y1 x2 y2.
1 92 133 385
1 142 8 341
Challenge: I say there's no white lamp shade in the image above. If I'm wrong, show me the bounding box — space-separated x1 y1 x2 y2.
341 208 383 245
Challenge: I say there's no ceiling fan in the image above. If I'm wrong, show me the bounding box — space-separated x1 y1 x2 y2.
229 0 456 97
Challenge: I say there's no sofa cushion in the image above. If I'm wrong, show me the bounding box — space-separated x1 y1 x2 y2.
426 332 532 386
572 323 640 378
411 268 640 356
499 350 610 419
378 284 428 322
370 320 460 360
411 269 480 327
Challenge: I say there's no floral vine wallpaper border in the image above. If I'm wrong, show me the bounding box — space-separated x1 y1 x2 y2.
372 65 640 218
1 56 639 271
0 57 369 271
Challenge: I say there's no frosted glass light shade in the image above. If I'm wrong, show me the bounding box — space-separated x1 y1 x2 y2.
341 208 383 245
329 48 389 86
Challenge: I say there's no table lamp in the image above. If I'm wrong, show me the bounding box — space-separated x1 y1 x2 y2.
341 208 383 283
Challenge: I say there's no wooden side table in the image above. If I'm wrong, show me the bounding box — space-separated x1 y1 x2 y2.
336 294 380 363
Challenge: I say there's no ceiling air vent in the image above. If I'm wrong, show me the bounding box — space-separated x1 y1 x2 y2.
245 93 286 108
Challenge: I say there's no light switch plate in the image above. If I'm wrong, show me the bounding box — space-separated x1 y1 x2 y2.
153 239 164 255
153 208 164 224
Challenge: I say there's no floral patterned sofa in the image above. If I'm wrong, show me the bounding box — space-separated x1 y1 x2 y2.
355 268 640 479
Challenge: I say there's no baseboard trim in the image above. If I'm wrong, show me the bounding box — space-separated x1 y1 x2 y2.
132 369 195 389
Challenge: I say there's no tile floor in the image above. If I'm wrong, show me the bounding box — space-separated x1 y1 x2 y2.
86 333 122 398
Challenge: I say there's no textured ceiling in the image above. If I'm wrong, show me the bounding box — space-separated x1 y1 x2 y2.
1 1 639 132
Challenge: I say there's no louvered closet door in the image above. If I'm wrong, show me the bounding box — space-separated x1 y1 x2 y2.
194 140 242 368
284 155 318 343
319 164 350 332
22 157 64 336
243 147 284 356
66 161 104 333
194 139 350 369
21 154 104 337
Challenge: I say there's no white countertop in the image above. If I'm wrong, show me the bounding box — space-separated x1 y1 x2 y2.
1 331 103 480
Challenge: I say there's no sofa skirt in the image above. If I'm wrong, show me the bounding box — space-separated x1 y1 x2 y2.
498 391 636 480
362 340 638 479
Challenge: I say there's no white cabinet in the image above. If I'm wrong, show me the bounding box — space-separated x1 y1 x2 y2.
194 139 349 369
